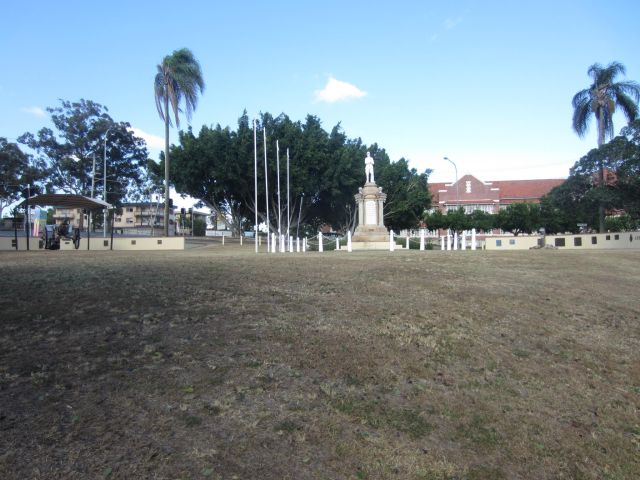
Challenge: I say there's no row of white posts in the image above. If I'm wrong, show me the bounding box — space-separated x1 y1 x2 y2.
305 229 431 253
254 228 477 253
264 233 308 253
440 229 478 251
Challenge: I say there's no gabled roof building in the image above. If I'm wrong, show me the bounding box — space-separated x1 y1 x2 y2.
428 175 565 214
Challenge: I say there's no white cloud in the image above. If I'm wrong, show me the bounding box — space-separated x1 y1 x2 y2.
444 17 463 30
21 106 46 118
129 127 165 150
314 76 367 103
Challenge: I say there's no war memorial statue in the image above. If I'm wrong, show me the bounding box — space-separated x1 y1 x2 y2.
351 152 389 248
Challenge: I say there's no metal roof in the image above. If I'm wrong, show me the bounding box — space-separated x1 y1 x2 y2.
21 194 113 210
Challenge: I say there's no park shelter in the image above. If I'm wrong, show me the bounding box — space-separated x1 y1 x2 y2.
20 194 113 250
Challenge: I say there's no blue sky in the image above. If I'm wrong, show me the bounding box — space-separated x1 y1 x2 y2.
2 0 639 185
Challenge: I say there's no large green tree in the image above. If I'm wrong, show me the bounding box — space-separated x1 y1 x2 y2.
18 99 149 207
495 203 541 236
572 61 640 232
154 48 205 235
159 111 431 235
370 146 432 231
0 138 46 215
540 175 599 233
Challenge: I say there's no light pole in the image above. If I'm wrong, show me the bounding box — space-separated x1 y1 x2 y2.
443 156 459 211
103 127 114 237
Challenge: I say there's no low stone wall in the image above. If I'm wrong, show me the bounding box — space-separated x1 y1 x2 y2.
112 237 185 250
0 236 185 251
485 236 540 250
0 236 32 251
546 232 640 250
485 232 640 250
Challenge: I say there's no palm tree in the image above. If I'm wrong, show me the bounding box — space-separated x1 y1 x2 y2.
572 61 640 232
154 48 205 236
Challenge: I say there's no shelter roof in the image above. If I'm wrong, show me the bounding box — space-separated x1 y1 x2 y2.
21 194 112 210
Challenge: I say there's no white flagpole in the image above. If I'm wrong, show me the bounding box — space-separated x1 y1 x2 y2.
287 148 290 240
276 140 281 250
253 119 258 253
263 127 270 253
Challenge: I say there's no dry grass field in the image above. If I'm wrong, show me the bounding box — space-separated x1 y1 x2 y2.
1 246 639 479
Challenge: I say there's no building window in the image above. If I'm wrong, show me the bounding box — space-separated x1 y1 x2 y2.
157 239 162 245
465 180 471 193
614 234 619 240
555 238 565 247
126 218 133 224
127 207 134 212
606 235 610 240
574 237 582 247
496 239 502 247
131 240 136 245
591 236 597 245
460 204 494 214
509 239 515 245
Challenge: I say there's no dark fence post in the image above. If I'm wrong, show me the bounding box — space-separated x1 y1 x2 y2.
110 209 114 250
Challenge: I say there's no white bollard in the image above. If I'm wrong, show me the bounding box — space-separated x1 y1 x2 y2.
289 236 293 252
319 233 323 252
271 233 276 253
461 232 467 250
337 238 340 251
296 237 300 252
222 235 225 246
446 233 451 251
471 228 477 250
420 229 425 251
347 230 352 252
406 235 410 250
454 232 458 251
389 230 395 252
303 237 307 252
441 236 445 251
240 235 243 246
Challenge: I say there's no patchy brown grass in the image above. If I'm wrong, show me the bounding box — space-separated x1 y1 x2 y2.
1 246 639 479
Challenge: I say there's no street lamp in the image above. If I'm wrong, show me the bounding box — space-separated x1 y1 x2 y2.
103 127 114 237
443 156 459 211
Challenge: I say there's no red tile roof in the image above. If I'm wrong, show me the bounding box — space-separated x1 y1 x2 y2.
492 178 564 200
428 176 564 205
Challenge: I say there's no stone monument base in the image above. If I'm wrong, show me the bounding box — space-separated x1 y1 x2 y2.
352 225 389 243
350 241 393 250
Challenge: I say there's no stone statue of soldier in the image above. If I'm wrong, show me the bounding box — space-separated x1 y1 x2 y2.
365 152 375 183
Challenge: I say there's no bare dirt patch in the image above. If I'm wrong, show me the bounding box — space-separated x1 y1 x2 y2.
1 247 639 479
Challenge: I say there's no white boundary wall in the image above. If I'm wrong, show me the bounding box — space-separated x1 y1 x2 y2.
486 232 640 250
0 236 185 251
485 236 540 250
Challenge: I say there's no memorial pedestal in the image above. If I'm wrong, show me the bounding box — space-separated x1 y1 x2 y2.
352 182 389 248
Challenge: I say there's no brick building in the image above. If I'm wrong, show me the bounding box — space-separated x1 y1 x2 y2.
428 175 565 214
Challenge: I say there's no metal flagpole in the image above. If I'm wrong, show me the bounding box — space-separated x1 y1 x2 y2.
253 119 258 253
263 128 270 253
276 140 281 251
287 148 290 240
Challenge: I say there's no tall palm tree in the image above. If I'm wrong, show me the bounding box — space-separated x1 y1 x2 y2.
572 61 640 232
154 48 205 236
